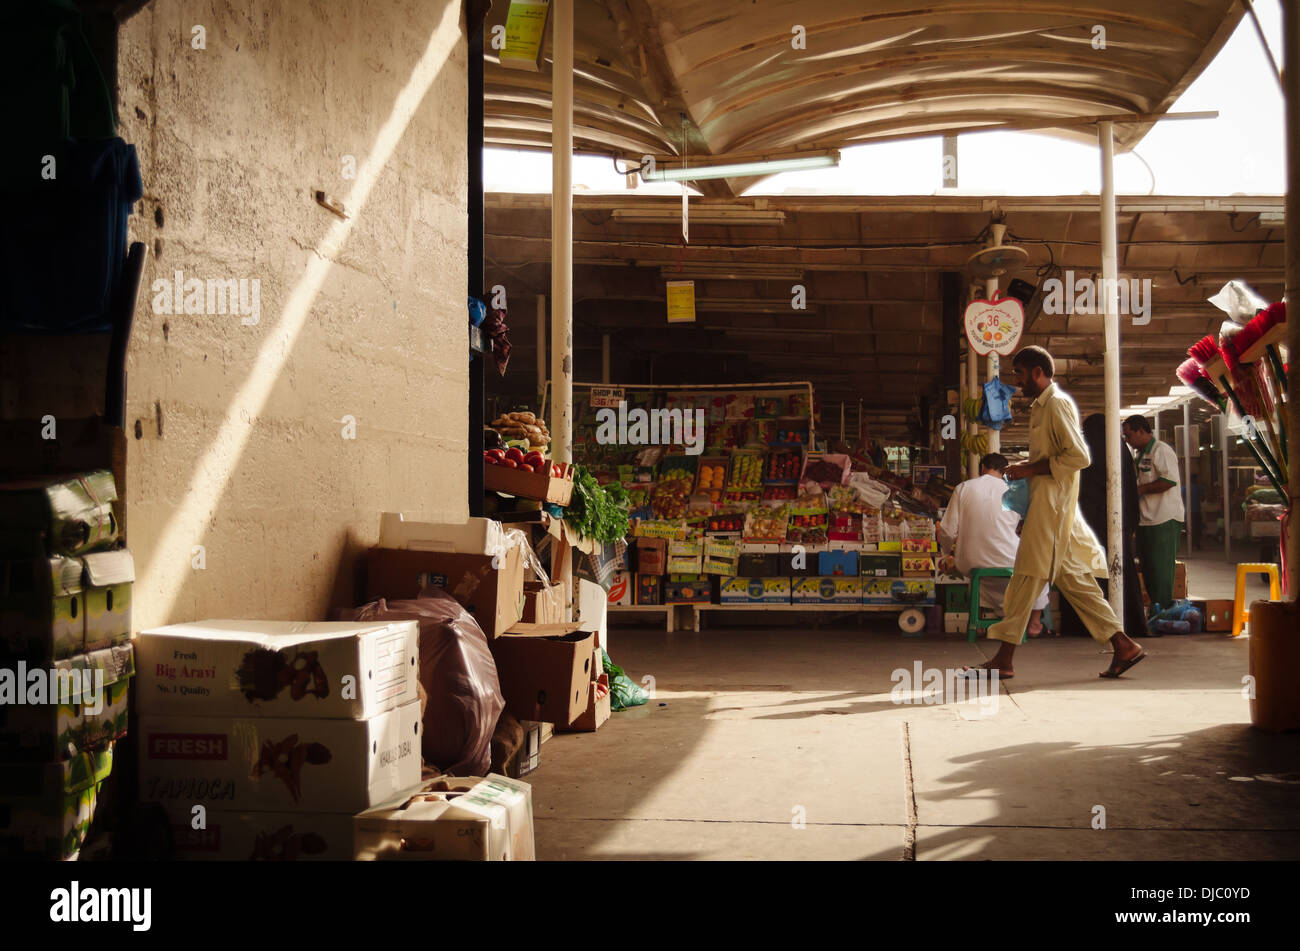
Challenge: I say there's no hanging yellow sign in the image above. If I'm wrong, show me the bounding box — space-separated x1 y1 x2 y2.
666 281 696 323
500 0 550 72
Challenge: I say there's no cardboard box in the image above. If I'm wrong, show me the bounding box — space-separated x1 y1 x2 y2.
860 553 901 578
139 700 422 813
792 577 862 604
902 555 934 578
367 546 525 638
0 642 134 761
635 574 662 605
377 513 507 555
1198 598 1234 632
663 578 712 604
82 549 133 650
888 578 937 605
702 536 739 575
779 551 821 577
559 663 611 733
490 630 595 726
901 538 938 553
818 550 858 576
521 581 565 624
607 570 632 605
944 612 970 634
634 538 667 575
719 577 791 604
0 555 85 661
1174 561 1188 601
737 553 780 576
0 745 113 860
666 536 703 574
0 470 119 558
136 619 419 719
506 721 543 778
165 806 357 860
575 578 608 650
355 774 535 861
861 578 897 605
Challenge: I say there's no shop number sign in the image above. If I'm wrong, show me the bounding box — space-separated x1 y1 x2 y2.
590 386 624 408
963 297 1024 356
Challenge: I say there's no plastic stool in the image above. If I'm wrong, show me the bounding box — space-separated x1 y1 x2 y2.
967 568 1025 643
1232 563 1281 637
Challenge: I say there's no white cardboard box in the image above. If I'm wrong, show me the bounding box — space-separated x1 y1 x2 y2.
355 774 534 861
378 513 506 555
165 805 356 860
139 700 421 813
135 619 418 719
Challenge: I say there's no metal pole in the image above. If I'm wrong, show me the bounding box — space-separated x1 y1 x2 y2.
1183 401 1194 558
552 0 574 617
1221 413 1231 563
601 333 610 383
1099 120 1124 618
966 291 978 479
1285 0 1300 598
536 294 547 405
959 359 967 475
985 271 1000 455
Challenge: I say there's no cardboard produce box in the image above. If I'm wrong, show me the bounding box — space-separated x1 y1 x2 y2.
490 630 595 726
0 745 113 860
888 578 937 605
702 536 740 575
558 640 609 733
136 619 419 719
1196 598 1234 632
719 577 791 604
1174 561 1188 601
355 774 535 861
663 577 712 604
606 570 632 606
902 555 934 578
0 471 119 558
818 550 858 577
634 537 667 575
944 612 970 634
737 552 780 576
0 642 134 761
165 805 357 861
521 581 565 624
779 551 820 577
139 699 422 813
82 549 134 651
862 578 897 605
368 547 524 638
861 553 901 578
0 555 85 661
635 573 662 605
792 577 862 604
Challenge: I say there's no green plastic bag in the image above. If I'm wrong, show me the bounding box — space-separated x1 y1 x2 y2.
602 648 648 711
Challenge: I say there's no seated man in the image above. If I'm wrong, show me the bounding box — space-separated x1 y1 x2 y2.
939 452 1050 636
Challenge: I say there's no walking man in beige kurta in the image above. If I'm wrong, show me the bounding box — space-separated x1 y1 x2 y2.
965 346 1146 680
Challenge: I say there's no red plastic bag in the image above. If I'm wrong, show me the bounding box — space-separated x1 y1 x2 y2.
341 590 504 776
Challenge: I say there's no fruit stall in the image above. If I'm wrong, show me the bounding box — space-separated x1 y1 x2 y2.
538 382 952 633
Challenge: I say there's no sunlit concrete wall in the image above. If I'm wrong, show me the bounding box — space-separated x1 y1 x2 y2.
118 0 469 628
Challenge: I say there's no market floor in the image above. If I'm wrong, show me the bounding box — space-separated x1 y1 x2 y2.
525 618 1300 861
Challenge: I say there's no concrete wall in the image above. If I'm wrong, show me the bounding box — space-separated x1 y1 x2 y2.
117 0 468 629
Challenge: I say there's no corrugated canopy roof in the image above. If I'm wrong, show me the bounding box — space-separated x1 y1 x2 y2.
484 0 1244 195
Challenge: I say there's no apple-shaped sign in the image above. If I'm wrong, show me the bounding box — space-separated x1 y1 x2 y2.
964 297 1024 356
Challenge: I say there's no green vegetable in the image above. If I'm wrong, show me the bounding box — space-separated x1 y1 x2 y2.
567 465 632 546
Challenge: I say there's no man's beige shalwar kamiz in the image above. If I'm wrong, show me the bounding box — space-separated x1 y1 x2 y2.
987 381 1124 646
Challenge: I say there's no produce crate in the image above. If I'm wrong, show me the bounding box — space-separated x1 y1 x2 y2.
727 451 765 490
485 461 574 505
792 577 861 604
719 577 790 604
818 550 858 577
860 553 901 577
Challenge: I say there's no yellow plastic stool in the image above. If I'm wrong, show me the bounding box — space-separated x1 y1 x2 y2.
1232 563 1281 637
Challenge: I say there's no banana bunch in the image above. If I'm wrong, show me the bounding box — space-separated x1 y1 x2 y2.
961 431 989 456
962 396 982 424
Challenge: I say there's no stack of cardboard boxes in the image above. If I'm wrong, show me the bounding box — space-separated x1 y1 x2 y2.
134 619 423 860
0 470 135 860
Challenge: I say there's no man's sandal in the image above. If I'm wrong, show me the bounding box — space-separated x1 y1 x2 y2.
1099 649 1146 679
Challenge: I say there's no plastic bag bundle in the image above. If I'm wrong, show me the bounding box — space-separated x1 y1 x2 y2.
601 648 648 711
341 590 504 776
1001 478 1030 518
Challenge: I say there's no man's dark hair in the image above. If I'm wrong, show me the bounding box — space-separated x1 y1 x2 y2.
1122 414 1152 433
980 452 1009 472
1012 345 1055 378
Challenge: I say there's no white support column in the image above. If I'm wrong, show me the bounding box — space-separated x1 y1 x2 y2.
551 0 574 616
1099 120 1124 619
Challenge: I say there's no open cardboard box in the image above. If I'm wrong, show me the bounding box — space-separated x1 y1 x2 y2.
368 546 525 638
558 641 610 733
490 629 595 726
355 773 534 861
484 460 574 505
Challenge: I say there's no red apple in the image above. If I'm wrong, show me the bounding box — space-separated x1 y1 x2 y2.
505 447 524 464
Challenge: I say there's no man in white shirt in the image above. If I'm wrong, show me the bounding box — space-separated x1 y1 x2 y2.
940 453 1049 636
1122 415 1185 610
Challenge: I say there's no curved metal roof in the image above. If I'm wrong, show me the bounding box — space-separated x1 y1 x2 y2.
484 0 1244 195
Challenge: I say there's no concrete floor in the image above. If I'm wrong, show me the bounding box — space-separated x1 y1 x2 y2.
526 556 1299 860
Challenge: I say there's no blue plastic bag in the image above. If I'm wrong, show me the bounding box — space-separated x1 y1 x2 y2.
1001 478 1030 517
978 379 1018 430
